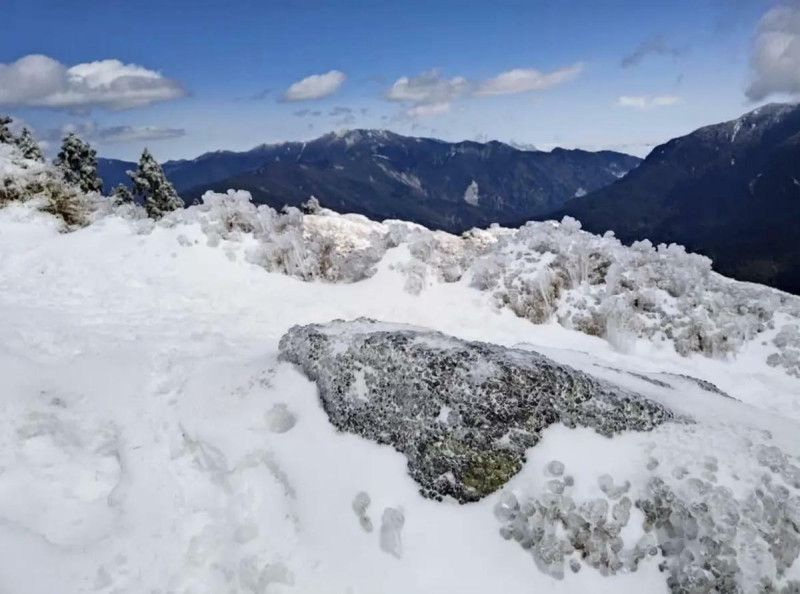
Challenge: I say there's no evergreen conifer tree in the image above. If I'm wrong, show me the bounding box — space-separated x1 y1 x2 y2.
15 127 44 162
0 116 13 144
111 184 134 205
54 133 103 193
127 149 182 218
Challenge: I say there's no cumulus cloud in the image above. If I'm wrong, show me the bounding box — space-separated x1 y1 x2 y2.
473 63 583 96
0 54 186 111
44 121 185 145
384 63 583 119
384 69 468 105
616 95 683 110
746 5 800 101
621 35 686 68
282 70 346 101
383 69 468 118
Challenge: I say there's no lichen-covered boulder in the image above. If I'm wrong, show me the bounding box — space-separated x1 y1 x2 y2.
279 318 676 503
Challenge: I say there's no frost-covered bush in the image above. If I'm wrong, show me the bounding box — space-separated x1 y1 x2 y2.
168 190 390 283
497 440 800 593
0 141 128 229
158 191 800 373
4 143 800 374
767 324 800 378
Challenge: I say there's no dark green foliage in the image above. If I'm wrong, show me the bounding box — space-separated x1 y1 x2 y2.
54 133 103 193
15 128 44 162
127 148 183 218
0 116 13 144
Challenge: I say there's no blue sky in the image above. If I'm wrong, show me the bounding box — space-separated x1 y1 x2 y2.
2 0 796 161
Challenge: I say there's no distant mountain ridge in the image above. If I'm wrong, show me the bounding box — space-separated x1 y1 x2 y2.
558 103 800 294
98 129 639 232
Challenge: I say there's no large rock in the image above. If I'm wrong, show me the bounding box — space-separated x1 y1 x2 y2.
279 318 676 503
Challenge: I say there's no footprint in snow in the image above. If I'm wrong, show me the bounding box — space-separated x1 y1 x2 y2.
265 403 297 434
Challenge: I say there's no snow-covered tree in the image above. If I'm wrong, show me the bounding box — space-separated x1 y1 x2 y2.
301 195 321 214
14 127 44 162
127 149 182 218
54 133 103 193
111 184 134 205
0 116 12 144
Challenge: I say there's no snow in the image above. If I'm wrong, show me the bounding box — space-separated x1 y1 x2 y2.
574 187 587 198
376 162 425 194
463 180 480 205
0 144 799 593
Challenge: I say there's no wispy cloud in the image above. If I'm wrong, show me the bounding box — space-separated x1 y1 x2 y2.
621 35 686 68
473 63 583 96
384 63 583 119
44 121 185 144
616 95 683 110
406 102 451 117
746 5 800 101
329 106 353 116
282 70 346 101
383 69 468 117
0 54 186 111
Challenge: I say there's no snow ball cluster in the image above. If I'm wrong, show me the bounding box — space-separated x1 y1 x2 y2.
497 437 800 593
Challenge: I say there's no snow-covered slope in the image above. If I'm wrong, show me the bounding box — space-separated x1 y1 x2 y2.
1 144 799 593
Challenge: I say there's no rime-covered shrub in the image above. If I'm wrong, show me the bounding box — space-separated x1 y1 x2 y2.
159 192 800 372
497 434 800 593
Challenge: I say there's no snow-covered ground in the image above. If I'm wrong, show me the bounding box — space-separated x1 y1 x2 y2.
0 145 799 593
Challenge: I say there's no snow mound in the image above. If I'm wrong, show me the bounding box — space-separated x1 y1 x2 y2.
154 190 800 377
279 318 674 503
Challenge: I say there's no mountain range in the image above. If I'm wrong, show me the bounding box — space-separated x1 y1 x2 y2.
98 131 639 232
98 103 800 294
558 103 800 294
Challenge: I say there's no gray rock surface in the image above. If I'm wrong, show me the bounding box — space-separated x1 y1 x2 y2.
279 318 676 502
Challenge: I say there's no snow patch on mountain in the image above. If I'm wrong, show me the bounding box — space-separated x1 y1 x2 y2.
376 162 426 194
464 180 480 206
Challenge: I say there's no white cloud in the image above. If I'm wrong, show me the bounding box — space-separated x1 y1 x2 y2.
406 102 451 118
473 63 583 96
384 69 468 106
384 64 583 119
96 126 186 144
0 54 186 111
44 121 185 145
282 70 346 101
616 95 682 110
746 5 800 101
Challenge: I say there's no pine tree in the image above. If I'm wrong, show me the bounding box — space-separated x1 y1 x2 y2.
54 133 103 193
14 127 44 162
111 184 134 205
127 148 182 219
0 116 13 144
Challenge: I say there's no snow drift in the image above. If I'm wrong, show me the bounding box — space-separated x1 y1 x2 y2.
1 141 800 593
